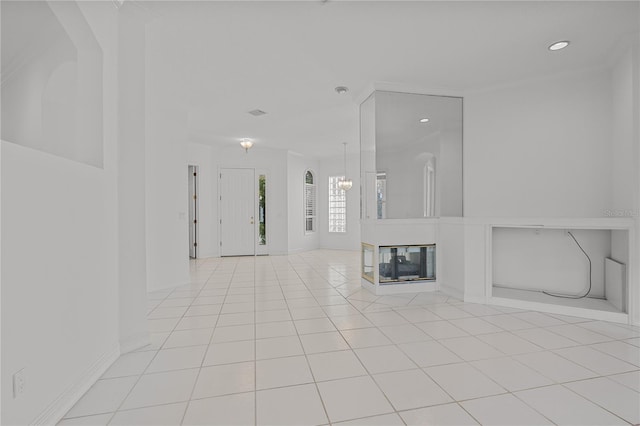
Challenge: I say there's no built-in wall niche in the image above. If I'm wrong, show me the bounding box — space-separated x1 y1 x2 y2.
360 91 462 220
491 226 629 317
1 1 103 167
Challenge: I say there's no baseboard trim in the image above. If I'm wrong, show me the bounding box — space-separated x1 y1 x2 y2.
439 285 464 301
120 332 151 354
32 343 120 425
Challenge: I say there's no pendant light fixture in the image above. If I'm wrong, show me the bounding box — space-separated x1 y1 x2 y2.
338 142 353 191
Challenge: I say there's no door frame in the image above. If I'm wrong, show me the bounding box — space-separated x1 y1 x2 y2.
188 165 199 259
218 167 269 257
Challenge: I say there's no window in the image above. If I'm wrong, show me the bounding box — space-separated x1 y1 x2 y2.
304 170 316 233
329 176 347 233
258 174 266 245
376 172 387 219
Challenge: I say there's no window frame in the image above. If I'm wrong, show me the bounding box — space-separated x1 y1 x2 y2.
304 170 316 234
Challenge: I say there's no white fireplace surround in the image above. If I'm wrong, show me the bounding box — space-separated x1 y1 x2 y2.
361 216 637 325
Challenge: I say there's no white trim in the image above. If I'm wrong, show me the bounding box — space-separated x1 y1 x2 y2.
439 284 464 301
119 332 151 354
362 278 438 296
304 169 317 234
489 296 629 324
31 343 120 425
464 295 487 305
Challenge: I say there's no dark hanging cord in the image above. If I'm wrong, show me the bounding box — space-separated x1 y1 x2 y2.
543 231 592 299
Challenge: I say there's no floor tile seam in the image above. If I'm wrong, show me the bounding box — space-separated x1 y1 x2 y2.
339 340 414 416
472 328 547 356
586 347 640 369
443 356 512 393
509 382 615 426
549 345 638 376
391 308 446 323
510 330 583 350
116 395 207 415
574 321 639 339
178 260 238 426
586 338 640 354
437 333 508 357
109 274 211 423
399 400 482 426
603 370 640 392
543 324 616 345
325 401 468 426
507 351 602 386
286 259 335 426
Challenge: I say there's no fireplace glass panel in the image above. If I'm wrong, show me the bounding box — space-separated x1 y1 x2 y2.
379 245 435 283
362 243 374 283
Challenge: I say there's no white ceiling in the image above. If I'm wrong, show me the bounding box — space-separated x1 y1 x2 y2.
143 1 638 158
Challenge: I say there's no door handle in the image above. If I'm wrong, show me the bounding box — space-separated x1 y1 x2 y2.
250 216 254 225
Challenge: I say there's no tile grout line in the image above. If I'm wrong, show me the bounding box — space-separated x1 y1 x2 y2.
176 258 227 425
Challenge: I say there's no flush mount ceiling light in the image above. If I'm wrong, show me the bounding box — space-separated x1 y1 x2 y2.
335 86 349 95
248 109 267 117
419 118 430 123
240 138 254 153
548 40 570 51
338 142 353 191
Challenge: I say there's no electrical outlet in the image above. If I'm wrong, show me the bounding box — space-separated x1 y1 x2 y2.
13 369 25 399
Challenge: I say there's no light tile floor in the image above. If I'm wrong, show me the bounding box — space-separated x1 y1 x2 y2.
61 250 640 425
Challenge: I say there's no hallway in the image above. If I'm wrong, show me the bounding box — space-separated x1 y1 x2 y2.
61 250 640 425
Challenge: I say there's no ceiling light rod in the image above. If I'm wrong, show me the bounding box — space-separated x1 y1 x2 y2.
240 138 254 153
338 142 353 191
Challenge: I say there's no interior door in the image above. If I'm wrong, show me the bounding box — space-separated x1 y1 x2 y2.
220 168 255 256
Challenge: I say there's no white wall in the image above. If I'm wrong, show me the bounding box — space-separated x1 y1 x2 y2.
287 152 320 253
464 68 613 218
318 154 361 250
1 1 104 168
1 3 121 424
187 142 216 258
145 20 190 291
611 41 640 325
610 44 638 272
117 4 149 351
145 103 190 291
493 228 611 298
461 59 638 320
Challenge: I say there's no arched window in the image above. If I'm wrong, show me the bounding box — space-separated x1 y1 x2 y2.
304 170 316 233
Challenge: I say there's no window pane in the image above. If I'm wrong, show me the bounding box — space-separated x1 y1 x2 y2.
304 171 316 233
329 176 347 233
259 174 266 245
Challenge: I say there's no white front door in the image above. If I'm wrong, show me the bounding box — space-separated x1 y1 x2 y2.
220 168 255 256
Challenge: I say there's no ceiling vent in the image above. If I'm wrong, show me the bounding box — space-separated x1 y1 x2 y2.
248 109 267 117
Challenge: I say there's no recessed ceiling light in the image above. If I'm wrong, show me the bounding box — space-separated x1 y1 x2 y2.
419 118 430 123
335 86 349 94
548 41 570 51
